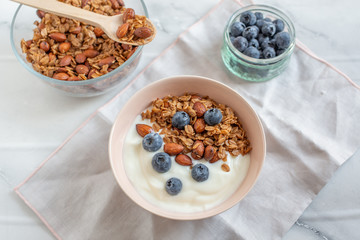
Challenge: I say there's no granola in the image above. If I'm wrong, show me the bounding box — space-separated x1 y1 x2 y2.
20 0 152 81
141 94 252 166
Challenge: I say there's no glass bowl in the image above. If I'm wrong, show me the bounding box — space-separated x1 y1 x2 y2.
221 5 295 82
10 1 148 97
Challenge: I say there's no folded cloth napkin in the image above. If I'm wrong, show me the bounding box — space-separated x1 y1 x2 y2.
14 0 360 239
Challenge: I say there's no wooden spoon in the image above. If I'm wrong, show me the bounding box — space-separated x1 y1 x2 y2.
12 0 156 46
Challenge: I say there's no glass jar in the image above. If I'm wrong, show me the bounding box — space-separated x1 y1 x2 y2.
221 5 296 82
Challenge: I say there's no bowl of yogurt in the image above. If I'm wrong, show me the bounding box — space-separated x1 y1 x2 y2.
109 75 266 220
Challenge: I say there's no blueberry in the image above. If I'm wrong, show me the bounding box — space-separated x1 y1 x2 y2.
191 163 209 182
273 19 284 33
263 47 276 59
165 177 182 195
248 38 259 49
232 36 248 52
276 48 286 56
240 11 257 26
264 17 272 22
230 35 235 43
275 32 291 49
172 111 190 130
243 46 260 59
230 21 246 37
261 22 276 36
143 133 163 152
204 108 222 126
256 19 266 29
152 152 171 173
242 26 258 40
261 38 276 50
254 12 263 20
258 34 269 45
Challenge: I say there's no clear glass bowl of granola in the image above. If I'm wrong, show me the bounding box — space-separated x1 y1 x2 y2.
10 0 149 97
109 75 266 220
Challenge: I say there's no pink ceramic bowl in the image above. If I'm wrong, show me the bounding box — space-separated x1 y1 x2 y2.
108 75 266 220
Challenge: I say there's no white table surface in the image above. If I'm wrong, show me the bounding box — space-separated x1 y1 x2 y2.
1 0 359 239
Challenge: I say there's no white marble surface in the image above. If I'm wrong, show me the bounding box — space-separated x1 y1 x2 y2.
0 0 359 239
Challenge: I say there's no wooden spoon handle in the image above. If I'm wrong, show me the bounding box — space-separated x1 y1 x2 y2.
12 0 110 27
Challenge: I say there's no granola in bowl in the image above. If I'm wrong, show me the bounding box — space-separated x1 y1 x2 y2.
122 93 252 213
20 0 152 81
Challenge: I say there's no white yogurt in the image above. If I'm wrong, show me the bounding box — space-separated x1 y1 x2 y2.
123 115 250 213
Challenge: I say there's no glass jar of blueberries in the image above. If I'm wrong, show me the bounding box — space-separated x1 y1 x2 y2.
221 5 295 82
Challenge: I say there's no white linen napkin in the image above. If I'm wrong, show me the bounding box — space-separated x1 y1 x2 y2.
14 0 360 239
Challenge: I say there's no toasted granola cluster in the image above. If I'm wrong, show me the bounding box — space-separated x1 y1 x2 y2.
141 94 252 164
21 0 153 81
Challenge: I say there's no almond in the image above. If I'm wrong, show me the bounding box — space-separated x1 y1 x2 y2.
175 154 192 166
93 27 104 37
134 27 152 39
127 47 137 59
123 8 135 22
59 42 71 53
164 143 184 156
39 41 50 52
194 118 205 133
98 56 116 67
88 68 96 79
56 67 67 73
121 44 132 51
109 0 120 9
69 26 82 34
53 72 69 80
75 53 86 63
117 0 125 6
221 163 230 172
209 152 220 163
75 65 89 75
191 95 202 100
191 140 204 160
49 32 67 42
49 52 56 62
136 124 153 137
25 40 33 48
59 55 72 66
81 0 90 8
116 23 129 38
83 49 99 58
36 10 45 18
68 76 81 81
204 145 215 161
193 102 206 117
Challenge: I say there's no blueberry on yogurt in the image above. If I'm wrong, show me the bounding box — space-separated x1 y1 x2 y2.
152 152 171 173
204 108 223 126
172 111 190 130
191 163 209 182
165 177 182 195
142 132 163 152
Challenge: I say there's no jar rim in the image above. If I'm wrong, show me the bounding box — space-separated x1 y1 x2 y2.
224 4 296 65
